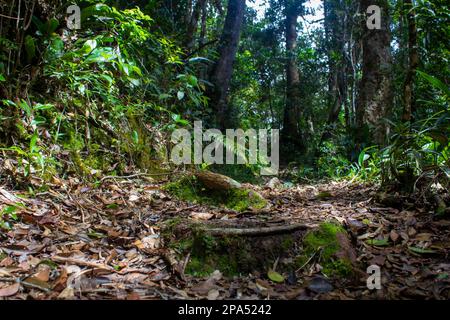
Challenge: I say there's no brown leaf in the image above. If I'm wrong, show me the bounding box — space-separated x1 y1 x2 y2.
415 233 432 242
390 230 399 242
53 267 68 292
0 257 14 267
408 227 417 237
33 265 51 282
0 283 20 297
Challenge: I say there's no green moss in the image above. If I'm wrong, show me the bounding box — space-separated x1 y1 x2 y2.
185 256 215 277
185 230 241 277
164 175 267 212
296 222 353 277
225 188 267 211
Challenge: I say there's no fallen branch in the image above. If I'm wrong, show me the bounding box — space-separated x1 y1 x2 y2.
206 223 315 237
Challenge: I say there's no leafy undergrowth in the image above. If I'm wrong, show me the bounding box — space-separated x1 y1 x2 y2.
0 178 449 300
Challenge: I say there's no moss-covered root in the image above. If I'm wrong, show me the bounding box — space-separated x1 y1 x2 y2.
296 222 357 277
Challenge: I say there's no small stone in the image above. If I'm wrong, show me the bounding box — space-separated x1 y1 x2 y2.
308 277 333 294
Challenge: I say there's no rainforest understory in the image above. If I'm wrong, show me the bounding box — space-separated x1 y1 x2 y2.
0 0 449 300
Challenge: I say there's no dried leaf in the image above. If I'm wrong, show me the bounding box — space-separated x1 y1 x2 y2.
0 283 20 297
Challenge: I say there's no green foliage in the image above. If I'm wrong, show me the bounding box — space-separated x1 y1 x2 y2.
382 111 449 190
0 99 57 179
0 205 20 230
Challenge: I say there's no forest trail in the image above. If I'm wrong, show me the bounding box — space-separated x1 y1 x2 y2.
0 178 448 300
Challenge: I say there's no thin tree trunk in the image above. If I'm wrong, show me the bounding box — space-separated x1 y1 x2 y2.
282 0 303 149
402 0 418 122
207 0 246 129
185 0 206 51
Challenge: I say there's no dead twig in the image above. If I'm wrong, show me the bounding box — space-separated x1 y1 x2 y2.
296 247 322 273
99 172 173 183
51 256 114 271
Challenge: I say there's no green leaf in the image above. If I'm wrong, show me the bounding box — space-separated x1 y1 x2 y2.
358 151 370 167
80 40 97 55
132 130 139 144
87 231 105 239
408 246 436 254
366 239 390 246
46 18 59 35
158 94 171 100
34 103 54 111
106 203 119 209
32 16 46 35
30 133 39 153
188 57 213 64
267 270 285 283
24 35 36 62
0 74 5 82
187 75 198 87
18 100 32 117
416 70 450 97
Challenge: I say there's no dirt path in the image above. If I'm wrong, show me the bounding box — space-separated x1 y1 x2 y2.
0 179 448 299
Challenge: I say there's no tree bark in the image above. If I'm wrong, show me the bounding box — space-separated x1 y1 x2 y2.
356 0 393 145
207 0 246 129
282 0 303 149
185 0 206 51
402 0 419 122
321 0 349 141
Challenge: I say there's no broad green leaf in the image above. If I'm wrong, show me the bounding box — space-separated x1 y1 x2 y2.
416 70 450 97
80 40 97 55
267 270 285 283
100 74 113 86
46 18 59 35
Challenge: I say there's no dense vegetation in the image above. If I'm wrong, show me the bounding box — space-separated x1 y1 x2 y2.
1 0 448 191
0 0 448 301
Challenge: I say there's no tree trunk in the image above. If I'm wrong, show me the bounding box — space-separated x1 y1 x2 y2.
402 0 419 122
207 0 246 129
282 0 303 149
185 0 206 51
356 0 393 145
321 0 349 141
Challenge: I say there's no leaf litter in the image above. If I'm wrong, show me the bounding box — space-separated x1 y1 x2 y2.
0 178 449 300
